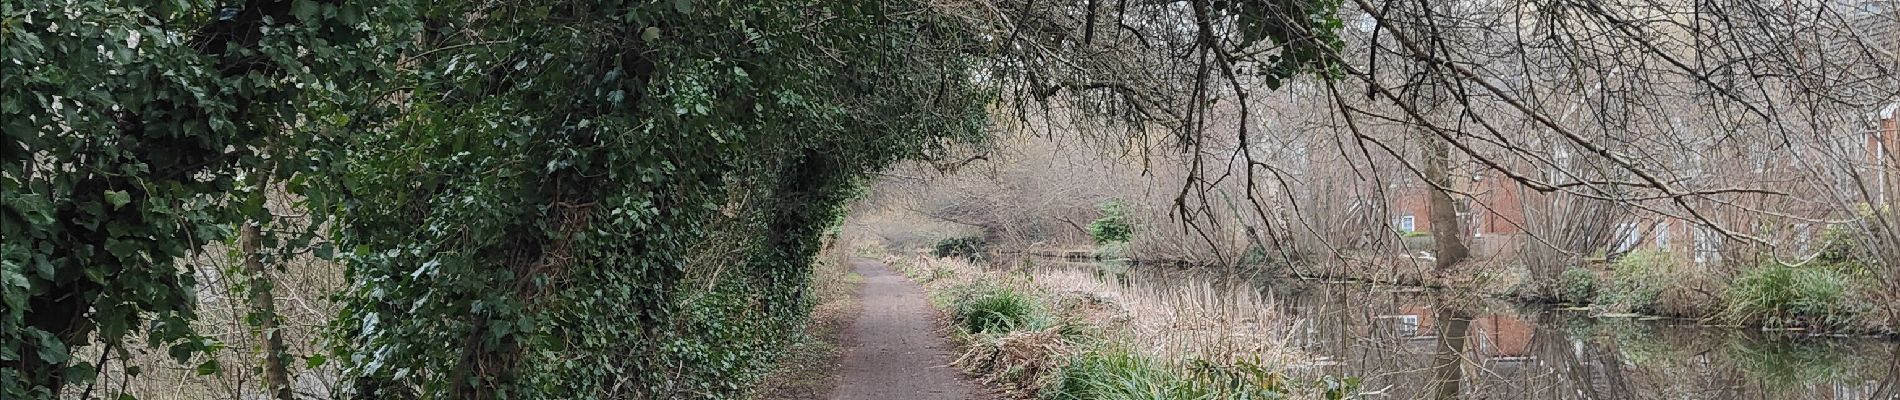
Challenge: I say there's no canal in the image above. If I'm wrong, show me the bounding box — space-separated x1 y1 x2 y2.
1015 258 1898 399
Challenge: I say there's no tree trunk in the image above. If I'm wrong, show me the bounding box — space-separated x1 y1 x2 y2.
239 221 294 400
1428 304 1472 400
1423 137 1469 272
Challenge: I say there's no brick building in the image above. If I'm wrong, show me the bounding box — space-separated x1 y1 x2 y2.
1390 102 1900 264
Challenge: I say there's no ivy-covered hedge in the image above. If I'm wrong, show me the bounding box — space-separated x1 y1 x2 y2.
6 0 984 398
2 1 377 397
311 2 988 398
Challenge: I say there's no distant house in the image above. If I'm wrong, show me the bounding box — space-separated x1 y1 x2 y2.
1389 102 1900 265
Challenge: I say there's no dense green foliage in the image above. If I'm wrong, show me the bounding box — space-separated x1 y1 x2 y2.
1087 200 1132 245
1558 267 1599 304
4 0 984 398
1 0 376 396
311 1 987 398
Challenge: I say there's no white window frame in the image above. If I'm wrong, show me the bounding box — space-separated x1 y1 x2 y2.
1398 216 1416 232
1395 315 1420 337
1694 226 1721 264
1614 223 1641 253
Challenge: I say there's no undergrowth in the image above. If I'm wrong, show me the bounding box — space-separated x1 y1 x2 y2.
1595 249 1677 313
1721 262 1864 329
900 255 1356 399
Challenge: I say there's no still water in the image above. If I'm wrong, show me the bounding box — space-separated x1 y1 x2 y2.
1016 259 1899 400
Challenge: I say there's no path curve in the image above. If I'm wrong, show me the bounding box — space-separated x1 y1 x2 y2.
830 259 984 400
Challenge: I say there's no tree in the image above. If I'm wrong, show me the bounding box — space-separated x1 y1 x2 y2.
311 1 990 397
1 1 374 396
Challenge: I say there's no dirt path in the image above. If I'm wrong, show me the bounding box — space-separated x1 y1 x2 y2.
829 259 984 400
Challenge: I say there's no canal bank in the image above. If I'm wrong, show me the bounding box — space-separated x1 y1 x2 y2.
1007 256 1898 399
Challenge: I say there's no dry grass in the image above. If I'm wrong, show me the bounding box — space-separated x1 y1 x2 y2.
952 328 1073 396
889 255 1318 398
1027 266 1303 368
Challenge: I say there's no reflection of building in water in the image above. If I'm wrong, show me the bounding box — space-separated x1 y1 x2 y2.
1473 314 1533 360
1258 278 1897 400
1382 305 1536 361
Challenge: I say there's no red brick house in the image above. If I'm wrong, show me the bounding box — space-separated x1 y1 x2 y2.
1390 102 1900 264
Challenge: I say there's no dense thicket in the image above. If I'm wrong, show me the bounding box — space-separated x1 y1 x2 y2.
2 1 374 397
4 0 986 398
319 2 986 398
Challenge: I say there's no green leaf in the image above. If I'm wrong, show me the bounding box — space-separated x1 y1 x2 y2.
34 330 69 364
305 353 327 368
9 194 56 226
105 190 131 209
63 362 97 384
312 242 335 259
195 360 222 376
291 0 320 21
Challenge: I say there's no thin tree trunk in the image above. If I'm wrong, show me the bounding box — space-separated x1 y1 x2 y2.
1423 137 1470 272
240 218 294 400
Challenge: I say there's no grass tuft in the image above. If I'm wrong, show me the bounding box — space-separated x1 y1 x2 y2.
1721 262 1862 329
950 283 1049 335
1043 348 1318 400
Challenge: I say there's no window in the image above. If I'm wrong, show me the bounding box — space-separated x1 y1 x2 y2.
1398 216 1416 232
1794 223 1813 255
1395 315 1420 336
1654 223 1670 249
1614 223 1641 253
1694 226 1721 264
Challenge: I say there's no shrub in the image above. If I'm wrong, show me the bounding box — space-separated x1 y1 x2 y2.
934 235 988 260
1595 249 1677 313
1087 200 1133 244
1722 262 1859 329
1558 267 1599 304
951 285 1047 335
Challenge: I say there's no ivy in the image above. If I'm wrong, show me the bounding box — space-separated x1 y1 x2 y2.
311 1 987 398
2 0 378 397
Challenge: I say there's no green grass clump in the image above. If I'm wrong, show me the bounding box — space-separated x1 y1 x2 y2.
950 285 1047 335
1722 263 1860 329
1043 349 1314 400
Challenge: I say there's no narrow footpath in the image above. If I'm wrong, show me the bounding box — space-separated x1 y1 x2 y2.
830 259 984 400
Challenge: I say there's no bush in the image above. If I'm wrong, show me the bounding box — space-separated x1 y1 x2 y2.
950 285 1047 335
1087 200 1133 244
1558 267 1599 304
1722 263 1860 328
1595 249 1677 313
934 235 988 260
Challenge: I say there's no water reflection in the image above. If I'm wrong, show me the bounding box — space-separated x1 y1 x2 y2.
1017 259 1899 400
